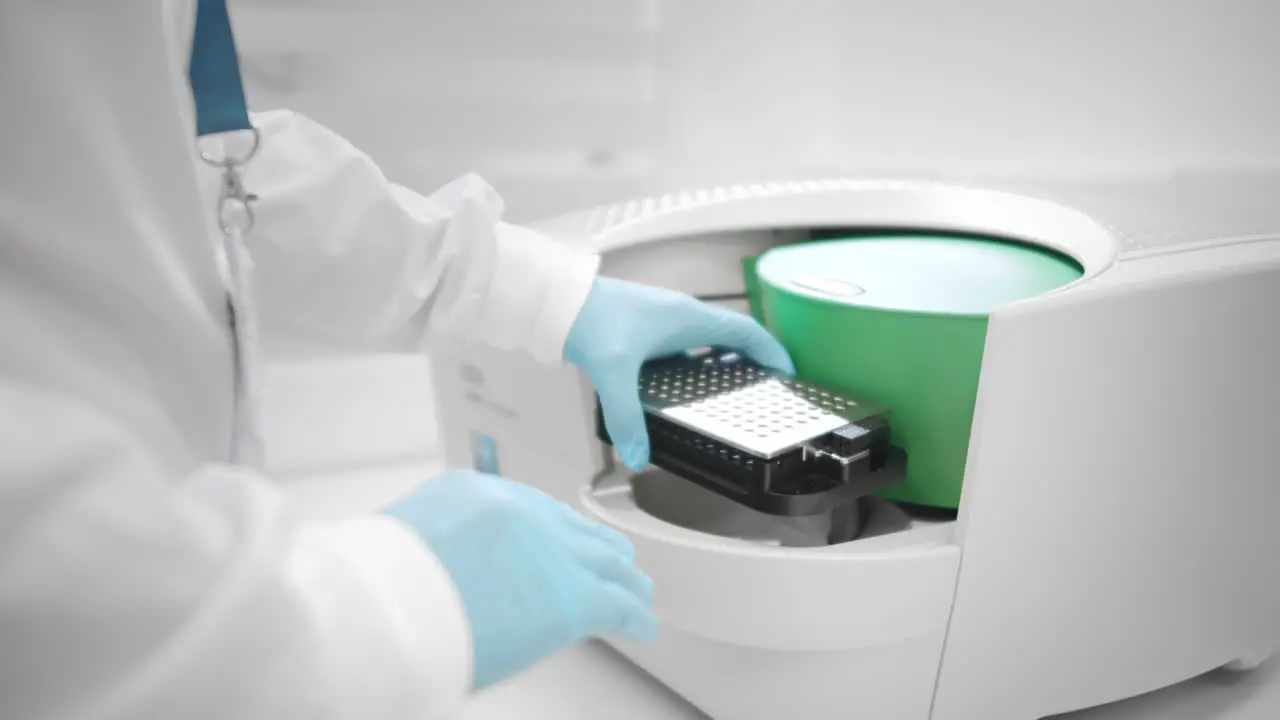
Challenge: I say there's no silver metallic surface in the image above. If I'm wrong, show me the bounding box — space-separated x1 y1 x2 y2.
200 127 262 235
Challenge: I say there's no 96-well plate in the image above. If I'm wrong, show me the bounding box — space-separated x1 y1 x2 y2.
640 350 882 459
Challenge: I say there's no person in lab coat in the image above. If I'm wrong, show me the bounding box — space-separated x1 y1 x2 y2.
0 2 794 719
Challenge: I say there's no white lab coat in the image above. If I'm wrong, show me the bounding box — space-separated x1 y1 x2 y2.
0 3 600 719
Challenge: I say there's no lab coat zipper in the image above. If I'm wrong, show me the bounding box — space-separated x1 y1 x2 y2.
222 226 266 470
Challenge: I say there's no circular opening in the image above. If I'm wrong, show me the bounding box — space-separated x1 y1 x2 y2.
757 229 1085 318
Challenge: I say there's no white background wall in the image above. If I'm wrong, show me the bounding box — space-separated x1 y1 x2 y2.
235 0 1280 220
232 0 1280 477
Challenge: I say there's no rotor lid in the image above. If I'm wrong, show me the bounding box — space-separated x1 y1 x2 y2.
756 233 1084 317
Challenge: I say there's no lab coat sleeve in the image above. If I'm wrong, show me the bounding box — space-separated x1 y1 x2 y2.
0 382 474 720
242 109 601 363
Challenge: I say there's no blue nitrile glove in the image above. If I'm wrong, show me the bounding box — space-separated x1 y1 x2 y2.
381 470 657 690
565 277 795 471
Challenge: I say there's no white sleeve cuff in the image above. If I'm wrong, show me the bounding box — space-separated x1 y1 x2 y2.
326 515 475 713
487 223 600 366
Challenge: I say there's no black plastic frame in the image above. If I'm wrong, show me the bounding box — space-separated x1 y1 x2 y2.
595 403 907 519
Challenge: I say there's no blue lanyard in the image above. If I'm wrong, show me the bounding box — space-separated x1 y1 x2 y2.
189 1 263 470
188 0 259 235
188 0 251 137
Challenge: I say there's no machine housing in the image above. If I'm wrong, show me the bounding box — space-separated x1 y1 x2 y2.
430 180 1280 719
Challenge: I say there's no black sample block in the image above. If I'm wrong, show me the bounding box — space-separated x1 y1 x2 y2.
595 347 907 521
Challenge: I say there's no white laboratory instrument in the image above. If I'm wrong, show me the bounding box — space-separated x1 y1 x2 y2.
429 180 1280 719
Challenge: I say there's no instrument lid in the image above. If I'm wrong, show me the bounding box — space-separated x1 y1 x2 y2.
756 233 1083 317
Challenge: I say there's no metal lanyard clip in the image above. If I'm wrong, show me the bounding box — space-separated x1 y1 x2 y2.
200 126 261 236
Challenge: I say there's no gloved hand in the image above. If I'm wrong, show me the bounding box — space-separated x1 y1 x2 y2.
381 470 656 690
565 277 795 471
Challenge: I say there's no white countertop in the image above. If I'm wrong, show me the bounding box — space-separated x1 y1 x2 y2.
281 460 1280 720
